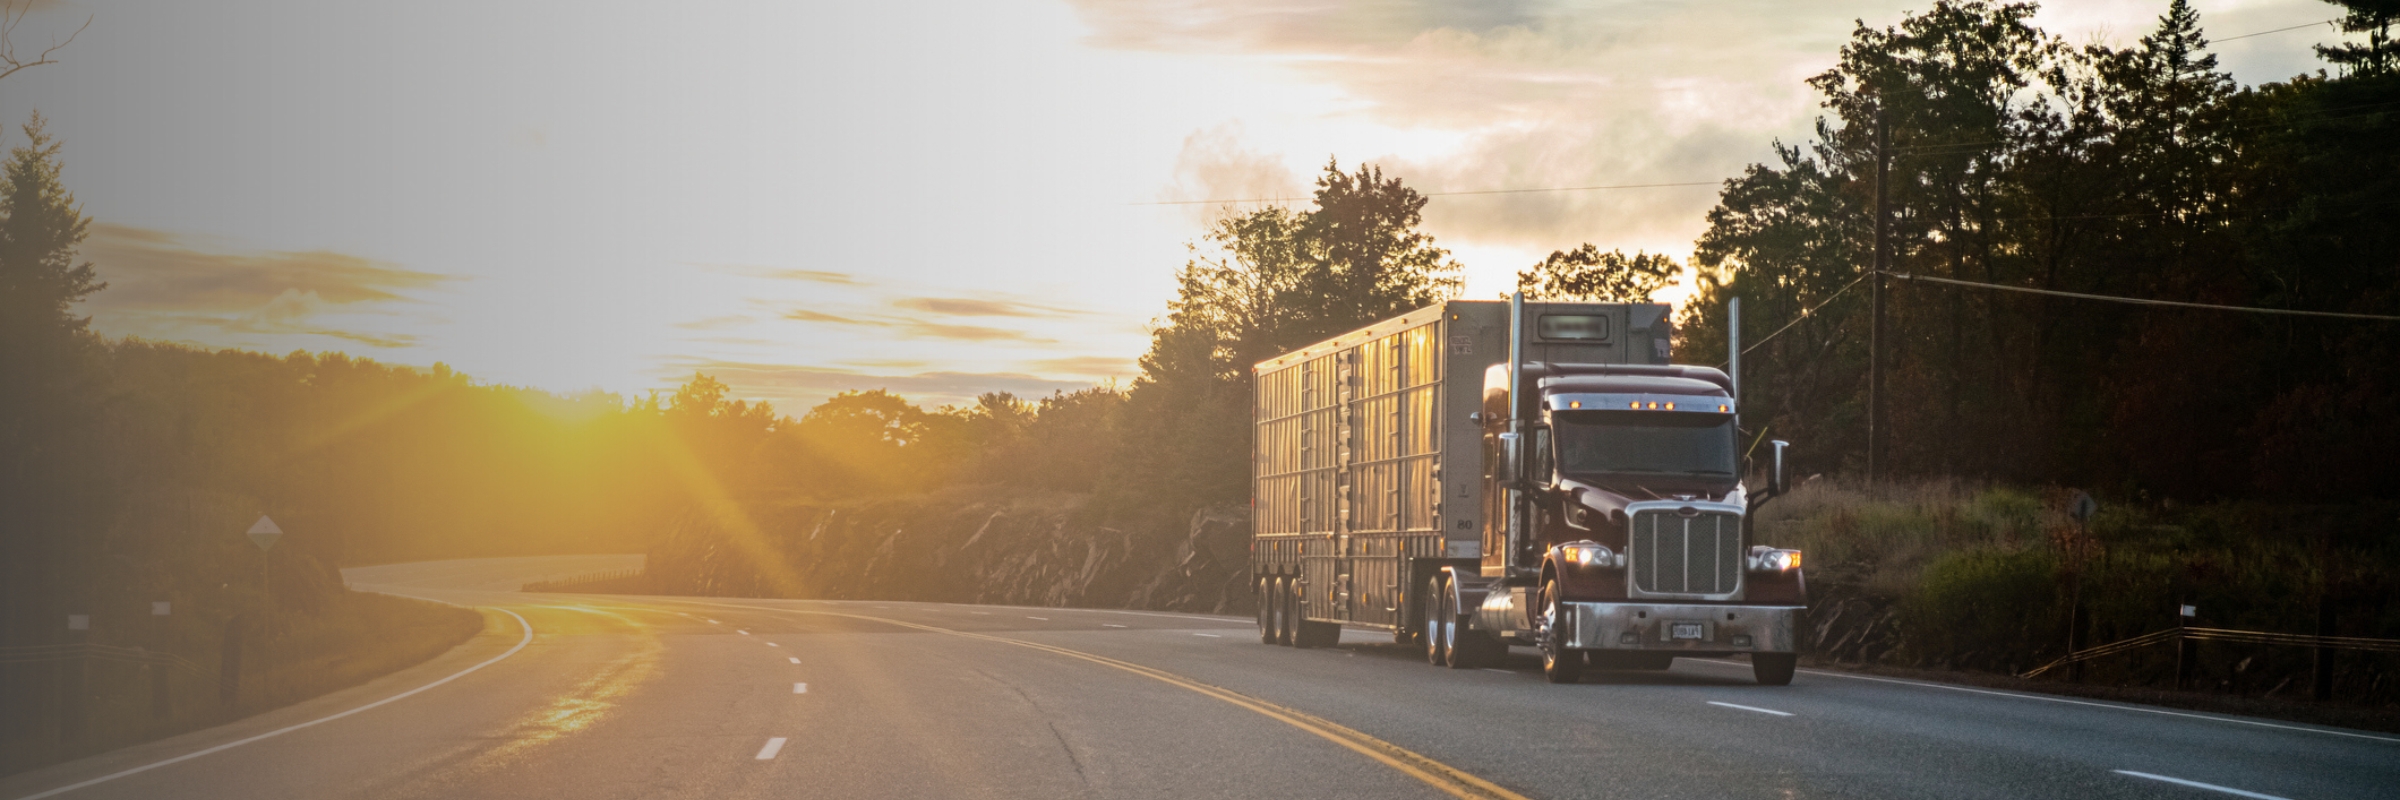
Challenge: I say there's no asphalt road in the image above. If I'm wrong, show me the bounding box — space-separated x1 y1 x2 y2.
5 555 2393 800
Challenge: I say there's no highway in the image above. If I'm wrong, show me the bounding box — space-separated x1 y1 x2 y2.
4 556 2393 800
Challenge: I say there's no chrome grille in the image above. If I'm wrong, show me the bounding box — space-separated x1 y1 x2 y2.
1631 509 1741 595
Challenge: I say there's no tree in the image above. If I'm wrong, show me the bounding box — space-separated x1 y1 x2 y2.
2317 0 2399 76
1117 161 1461 512
0 112 98 337
1514 245 1679 302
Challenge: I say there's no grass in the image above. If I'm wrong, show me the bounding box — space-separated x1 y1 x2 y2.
1754 476 2400 706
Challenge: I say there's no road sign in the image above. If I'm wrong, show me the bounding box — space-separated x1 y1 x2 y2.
247 515 284 551
2069 492 2098 524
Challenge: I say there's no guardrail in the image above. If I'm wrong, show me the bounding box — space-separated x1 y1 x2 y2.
2020 626 2400 684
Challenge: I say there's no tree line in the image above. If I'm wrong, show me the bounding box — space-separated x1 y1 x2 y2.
1679 0 2399 502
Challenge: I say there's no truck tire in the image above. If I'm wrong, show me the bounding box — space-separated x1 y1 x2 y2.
1257 578 1276 645
1753 653 1797 686
1539 578 1582 684
1276 576 1300 647
1424 575 1451 666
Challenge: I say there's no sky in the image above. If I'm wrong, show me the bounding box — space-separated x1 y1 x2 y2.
5 0 2363 413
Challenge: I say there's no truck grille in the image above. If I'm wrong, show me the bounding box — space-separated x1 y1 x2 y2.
1631 509 1741 595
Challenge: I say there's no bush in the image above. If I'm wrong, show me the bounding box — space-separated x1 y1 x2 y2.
1900 547 2063 673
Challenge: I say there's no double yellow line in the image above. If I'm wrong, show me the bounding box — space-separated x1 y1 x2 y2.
668 599 1530 800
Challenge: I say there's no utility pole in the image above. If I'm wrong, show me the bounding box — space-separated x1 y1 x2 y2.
1868 103 1892 486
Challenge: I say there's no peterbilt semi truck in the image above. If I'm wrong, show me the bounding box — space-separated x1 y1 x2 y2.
1250 294 1805 685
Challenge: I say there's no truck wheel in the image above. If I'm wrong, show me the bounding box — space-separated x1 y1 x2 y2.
1539 578 1582 684
1276 576 1300 647
1257 578 1275 645
1424 575 1451 666
1753 653 1797 686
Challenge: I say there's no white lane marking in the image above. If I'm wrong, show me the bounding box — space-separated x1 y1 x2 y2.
10 608 535 800
1026 616 1049 621
793 682 808 694
707 619 720 624
1193 633 1221 638
1681 659 2400 744
1102 624 1128 628
2114 770 2291 800
1708 701 1794 717
756 737 788 760
787 657 800 664
970 611 991 615
765 642 778 647
737 629 751 635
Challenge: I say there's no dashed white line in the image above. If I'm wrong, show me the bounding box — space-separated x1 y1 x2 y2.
1027 616 1049 621
737 629 751 635
793 683 808 694
1680 659 2400 743
787 657 800 664
765 642 778 647
2114 771 2290 800
755 737 788 760
707 619 721 624
1193 633 1222 638
1708 701 1794 717
970 611 991 615
1102 624 1128 628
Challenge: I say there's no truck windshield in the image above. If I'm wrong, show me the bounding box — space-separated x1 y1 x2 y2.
1552 410 1737 478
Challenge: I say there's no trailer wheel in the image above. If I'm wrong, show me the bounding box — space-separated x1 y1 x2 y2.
1424 575 1451 666
1752 653 1797 686
1539 578 1582 684
1256 578 1275 645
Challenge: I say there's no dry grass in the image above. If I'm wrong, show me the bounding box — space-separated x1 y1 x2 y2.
1755 476 2065 599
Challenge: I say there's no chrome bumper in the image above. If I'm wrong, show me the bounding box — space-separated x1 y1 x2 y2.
1567 602 1800 653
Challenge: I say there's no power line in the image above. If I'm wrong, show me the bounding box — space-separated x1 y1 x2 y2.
2215 19 2338 42
1132 181 1718 206
1887 271 2400 321
1716 271 1874 367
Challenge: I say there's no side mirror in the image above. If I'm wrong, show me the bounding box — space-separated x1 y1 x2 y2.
1769 440 1791 495
1495 432 1522 485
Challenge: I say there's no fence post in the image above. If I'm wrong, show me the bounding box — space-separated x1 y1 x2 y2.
219 615 243 706
2312 587 2335 702
2174 603 2196 691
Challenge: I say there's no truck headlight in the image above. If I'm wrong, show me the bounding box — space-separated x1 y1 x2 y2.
1748 548 1802 572
1562 542 1621 569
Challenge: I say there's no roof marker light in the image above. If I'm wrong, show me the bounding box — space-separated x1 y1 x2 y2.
1665 402 1676 411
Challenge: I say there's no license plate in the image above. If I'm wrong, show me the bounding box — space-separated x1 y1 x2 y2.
1670 622 1705 640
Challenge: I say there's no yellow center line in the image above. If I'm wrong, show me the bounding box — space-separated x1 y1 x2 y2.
660 598 1528 800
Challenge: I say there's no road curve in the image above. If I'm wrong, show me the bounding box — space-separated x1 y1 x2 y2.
4 555 2392 800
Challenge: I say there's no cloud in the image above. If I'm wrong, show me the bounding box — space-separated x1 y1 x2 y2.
79 224 447 350
84 223 456 313
658 359 1095 412
782 308 866 324
900 321 1056 344
1076 0 1868 260
1020 355 1138 377
891 296 1087 317
676 315 754 330
695 262 865 285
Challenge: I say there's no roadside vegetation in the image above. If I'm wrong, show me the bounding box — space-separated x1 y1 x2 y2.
1761 477 2400 706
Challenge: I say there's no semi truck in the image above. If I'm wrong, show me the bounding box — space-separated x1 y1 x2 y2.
1250 294 1805 685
